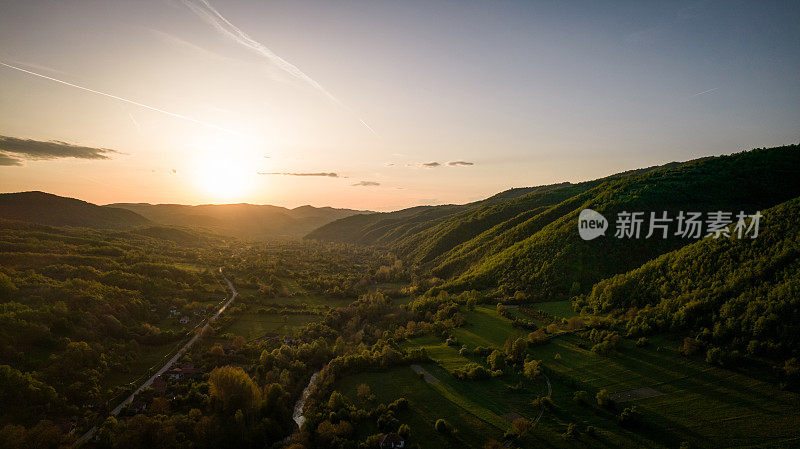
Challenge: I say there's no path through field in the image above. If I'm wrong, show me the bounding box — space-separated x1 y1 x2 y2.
411 364 441 383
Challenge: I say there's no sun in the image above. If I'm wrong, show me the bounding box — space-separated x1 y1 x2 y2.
192 150 258 201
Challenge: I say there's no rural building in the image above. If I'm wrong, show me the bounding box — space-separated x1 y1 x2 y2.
166 362 201 380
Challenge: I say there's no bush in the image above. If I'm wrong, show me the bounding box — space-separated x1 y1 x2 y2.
523 359 542 380
596 389 614 408
572 390 589 405
635 337 649 348
617 406 642 427
435 419 451 434
453 363 492 381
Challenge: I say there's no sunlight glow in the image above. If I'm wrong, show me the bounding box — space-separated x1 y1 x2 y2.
190 135 260 201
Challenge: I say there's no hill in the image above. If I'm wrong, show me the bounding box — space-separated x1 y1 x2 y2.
108 202 369 240
578 196 800 364
307 144 800 300
0 191 150 229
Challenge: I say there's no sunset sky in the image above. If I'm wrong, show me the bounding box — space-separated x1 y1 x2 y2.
1 0 798 211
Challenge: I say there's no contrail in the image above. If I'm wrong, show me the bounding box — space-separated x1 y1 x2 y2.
0 61 238 135
182 0 378 136
690 87 718 97
128 112 142 134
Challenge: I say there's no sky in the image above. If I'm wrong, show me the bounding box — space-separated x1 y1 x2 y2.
0 0 798 211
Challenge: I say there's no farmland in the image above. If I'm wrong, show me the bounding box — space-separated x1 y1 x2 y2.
335 303 800 448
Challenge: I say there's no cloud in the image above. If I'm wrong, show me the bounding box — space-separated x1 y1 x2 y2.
182 0 376 135
447 160 474 166
422 162 441 168
0 135 121 165
258 172 339 177
0 153 23 166
0 61 238 135
351 181 380 187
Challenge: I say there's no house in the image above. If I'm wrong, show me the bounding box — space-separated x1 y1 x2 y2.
179 316 189 325
166 362 202 380
170 306 181 316
379 433 405 449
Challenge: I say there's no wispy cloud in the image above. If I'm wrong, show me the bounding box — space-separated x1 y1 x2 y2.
447 161 474 166
181 0 377 136
352 181 380 187
0 61 237 135
0 153 23 166
258 172 339 177
422 162 441 168
0 135 121 166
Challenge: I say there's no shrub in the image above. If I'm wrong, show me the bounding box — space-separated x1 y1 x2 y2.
435 419 451 434
596 389 614 408
454 363 492 381
572 390 589 405
617 406 641 427
523 359 542 380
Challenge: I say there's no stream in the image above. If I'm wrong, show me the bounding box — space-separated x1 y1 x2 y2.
292 371 321 428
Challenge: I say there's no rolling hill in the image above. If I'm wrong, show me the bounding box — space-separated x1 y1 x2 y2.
107 202 370 240
307 144 800 300
0 191 150 229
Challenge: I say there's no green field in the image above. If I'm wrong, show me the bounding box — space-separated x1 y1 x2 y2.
223 312 319 340
528 334 800 448
338 304 800 448
452 305 520 348
530 300 577 318
337 362 547 448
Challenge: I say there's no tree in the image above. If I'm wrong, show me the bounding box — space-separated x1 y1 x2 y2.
596 389 614 408
149 397 170 415
0 273 16 296
357 383 372 402
398 423 411 439
511 417 531 435
209 344 225 357
523 359 542 380
487 350 506 371
208 366 261 413
572 390 589 405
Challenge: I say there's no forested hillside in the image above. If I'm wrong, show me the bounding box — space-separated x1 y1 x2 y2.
0 219 229 434
578 196 800 369
308 145 800 300
0 192 150 229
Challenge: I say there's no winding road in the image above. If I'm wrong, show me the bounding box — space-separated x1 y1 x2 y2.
74 269 238 447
